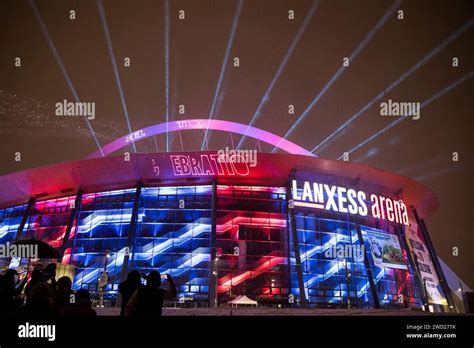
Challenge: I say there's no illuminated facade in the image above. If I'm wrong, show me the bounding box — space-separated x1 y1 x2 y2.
0 152 454 311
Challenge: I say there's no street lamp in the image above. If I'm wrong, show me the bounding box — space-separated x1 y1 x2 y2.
213 255 219 307
103 249 110 272
342 259 351 309
422 278 429 309
98 249 110 308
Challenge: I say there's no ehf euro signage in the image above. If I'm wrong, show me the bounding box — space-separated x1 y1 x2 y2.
170 152 252 176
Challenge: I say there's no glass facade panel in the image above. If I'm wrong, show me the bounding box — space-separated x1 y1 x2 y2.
69 189 136 295
216 185 288 305
133 185 212 303
22 196 76 249
361 225 420 308
292 206 421 308
0 182 424 309
0 203 27 244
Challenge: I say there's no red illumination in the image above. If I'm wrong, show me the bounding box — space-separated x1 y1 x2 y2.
217 256 286 293
61 248 71 264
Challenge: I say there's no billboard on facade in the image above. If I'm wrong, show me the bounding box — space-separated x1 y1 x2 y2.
364 229 408 270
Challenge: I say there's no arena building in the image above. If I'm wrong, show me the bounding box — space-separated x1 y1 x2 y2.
0 120 458 312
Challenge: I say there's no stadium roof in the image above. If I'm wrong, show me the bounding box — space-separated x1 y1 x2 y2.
0 152 438 218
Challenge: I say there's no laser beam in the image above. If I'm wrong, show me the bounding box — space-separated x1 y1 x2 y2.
395 153 446 176
272 0 402 153
414 165 464 182
29 0 104 156
201 0 244 150
236 0 320 150
164 0 170 151
337 71 473 160
97 0 136 153
351 136 400 163
313 18 474 154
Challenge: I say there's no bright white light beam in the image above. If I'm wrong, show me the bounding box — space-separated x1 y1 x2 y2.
201 0 244 150
236 0 320 150
272 0 402 153
97 0 136 153
29 0 104 156
164 0 170 152
337 71 474 160
313 18 474 154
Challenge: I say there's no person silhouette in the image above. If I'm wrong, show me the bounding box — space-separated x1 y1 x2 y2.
0 269 27 312
17 282 56 320
118 270 142 316
24 269 43 300
43 263 57 289
58 289 97 317
52 276 74 311
125 271 177 318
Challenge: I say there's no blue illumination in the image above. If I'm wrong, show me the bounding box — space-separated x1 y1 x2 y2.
0 204 27 243
0 183 424 308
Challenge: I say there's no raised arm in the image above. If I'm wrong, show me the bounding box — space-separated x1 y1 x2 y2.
163 275 177 301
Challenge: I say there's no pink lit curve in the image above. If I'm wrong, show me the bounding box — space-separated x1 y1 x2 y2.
86 119 316 158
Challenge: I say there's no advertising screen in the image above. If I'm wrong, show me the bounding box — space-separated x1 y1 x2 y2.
364 229 408 270
405 217 447 305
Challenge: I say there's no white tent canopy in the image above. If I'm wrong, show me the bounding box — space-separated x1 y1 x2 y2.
227 295 258 307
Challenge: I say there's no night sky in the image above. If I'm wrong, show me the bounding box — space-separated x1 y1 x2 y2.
0 0 473 287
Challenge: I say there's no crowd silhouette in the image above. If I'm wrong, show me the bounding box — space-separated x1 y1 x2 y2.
0 264 177 319
0 264 95 319
122 271 177 318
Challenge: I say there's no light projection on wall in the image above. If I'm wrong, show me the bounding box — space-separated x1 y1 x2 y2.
0 184 421 308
